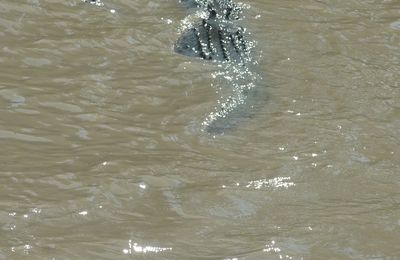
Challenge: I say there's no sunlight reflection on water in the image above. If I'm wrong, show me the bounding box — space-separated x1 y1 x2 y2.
122 240 172 255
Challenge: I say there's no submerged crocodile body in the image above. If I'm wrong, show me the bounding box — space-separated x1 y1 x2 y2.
175 0 260 134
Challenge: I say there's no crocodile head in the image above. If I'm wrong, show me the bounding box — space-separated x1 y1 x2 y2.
179 0 242 20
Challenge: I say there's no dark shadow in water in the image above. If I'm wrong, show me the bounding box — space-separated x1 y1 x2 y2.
203 63 268 135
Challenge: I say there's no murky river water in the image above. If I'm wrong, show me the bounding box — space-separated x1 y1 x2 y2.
1 0 399 259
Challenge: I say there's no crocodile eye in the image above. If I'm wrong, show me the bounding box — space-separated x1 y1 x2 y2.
209 10 217 19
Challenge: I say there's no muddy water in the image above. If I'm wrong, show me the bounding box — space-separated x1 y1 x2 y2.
1 0 399 259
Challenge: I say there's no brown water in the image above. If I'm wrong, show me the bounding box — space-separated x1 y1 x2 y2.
1 0 399 259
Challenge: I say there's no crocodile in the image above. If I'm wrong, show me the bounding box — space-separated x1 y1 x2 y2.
175 0 249 64
82 0 261 134
175 0 261 134
179 0 243 20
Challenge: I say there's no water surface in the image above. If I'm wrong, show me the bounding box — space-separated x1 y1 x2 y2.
0 0 399 259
